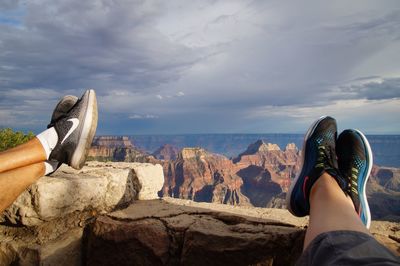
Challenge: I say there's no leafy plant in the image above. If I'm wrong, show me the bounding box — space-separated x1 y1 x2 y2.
0 128 35 152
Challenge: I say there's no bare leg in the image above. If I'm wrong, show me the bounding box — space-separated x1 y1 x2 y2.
0 137 46 173
0 162 45 213
304 172 370 250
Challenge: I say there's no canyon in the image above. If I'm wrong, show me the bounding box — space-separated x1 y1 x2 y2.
88 136 400 221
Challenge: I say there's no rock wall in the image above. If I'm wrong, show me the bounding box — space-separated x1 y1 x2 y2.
85 200 306 266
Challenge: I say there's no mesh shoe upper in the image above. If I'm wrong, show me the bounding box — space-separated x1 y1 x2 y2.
337 129 372 228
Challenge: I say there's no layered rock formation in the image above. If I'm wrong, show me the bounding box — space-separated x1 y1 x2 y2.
152 144 180 161
161 148 251 206
367 166 400 221
88 136 156 163
88 137 400 220
233 140 299 192
160 140 300 208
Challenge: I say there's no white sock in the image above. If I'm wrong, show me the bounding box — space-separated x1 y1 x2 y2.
44 160 60 175
36 127 58 159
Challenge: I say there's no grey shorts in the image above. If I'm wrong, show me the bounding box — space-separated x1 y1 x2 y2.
296 230 400 266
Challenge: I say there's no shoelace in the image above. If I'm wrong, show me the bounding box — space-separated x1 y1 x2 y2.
315 145 336 171
315 144 348 190
349 167 359 195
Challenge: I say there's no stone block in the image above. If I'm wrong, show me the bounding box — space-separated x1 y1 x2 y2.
1 162 164 226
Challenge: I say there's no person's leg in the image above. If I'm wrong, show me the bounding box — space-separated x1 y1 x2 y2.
304 172 370 250
290 117 399 265
0 138 47 173
0 90 97 213
0 163 45 212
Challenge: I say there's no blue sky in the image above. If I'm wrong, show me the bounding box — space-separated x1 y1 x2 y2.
0 0 399 134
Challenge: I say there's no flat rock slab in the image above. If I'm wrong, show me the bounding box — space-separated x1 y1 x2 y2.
85 199 305 266
1 162 164 226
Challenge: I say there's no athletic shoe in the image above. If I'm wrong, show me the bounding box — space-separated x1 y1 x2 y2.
47 95 78 128
337 129 373 228
45 95 79 175
286 116 346 217
49 90 98 170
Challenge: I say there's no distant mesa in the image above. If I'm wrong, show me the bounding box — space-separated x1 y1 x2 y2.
91 136 134 148
152 144 180 161
232 139 298 164
242 140 281 155
88 136 156 163
178 147 209 160
285 143 298 151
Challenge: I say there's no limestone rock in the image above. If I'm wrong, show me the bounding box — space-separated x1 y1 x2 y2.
131 162 164 200
1 162 164 226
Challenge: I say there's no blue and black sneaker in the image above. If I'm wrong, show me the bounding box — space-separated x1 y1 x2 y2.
286 116 347 217
337 129 373 228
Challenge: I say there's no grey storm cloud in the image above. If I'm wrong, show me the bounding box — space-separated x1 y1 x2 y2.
339 77 400 100
0 0 399 134
0 0 199 92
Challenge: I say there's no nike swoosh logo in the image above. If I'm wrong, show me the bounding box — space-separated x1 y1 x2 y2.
61 118 79 144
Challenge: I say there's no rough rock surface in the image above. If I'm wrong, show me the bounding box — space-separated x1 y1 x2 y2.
86 198 400 266
85 199 306 266
0 162 163 226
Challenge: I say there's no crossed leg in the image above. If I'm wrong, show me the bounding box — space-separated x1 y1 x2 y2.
0 138 47 212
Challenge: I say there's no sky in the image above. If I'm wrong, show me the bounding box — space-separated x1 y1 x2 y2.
0 0 399 135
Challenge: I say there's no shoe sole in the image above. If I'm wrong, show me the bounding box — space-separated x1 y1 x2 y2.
70 90 98 170
286 115 328 215
353 129 373 229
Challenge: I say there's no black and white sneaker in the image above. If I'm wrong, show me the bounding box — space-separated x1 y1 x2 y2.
46 95 78 175
49 90 98 170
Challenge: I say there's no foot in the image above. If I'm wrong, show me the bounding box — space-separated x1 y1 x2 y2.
337 129 372 228
46 95 78 175
286 116 346 217
49 90 98 170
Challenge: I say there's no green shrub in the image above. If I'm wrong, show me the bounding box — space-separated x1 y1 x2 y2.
0 128 35 152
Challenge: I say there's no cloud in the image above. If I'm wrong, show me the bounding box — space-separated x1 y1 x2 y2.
129 114 159 119
0 0 20 10
0 0 399 134
338 77 400 100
